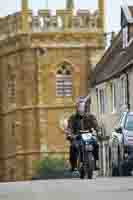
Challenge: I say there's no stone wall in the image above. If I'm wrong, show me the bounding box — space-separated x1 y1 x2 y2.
0 6 105 180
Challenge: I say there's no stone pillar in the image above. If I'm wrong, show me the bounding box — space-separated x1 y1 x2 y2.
21 0 28 10
74 69 80 97
98 0 105 31
21 0 29 32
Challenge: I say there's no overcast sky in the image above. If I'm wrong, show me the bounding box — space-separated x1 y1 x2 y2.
0 0 133 33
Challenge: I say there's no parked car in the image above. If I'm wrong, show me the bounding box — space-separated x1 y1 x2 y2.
109 111 133 176
119 153 133 176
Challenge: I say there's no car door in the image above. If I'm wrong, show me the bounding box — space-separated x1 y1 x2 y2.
118 112 128 159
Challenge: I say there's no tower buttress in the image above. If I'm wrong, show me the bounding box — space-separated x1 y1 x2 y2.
98 0 105 31
21 0 29 32
21 0 28 11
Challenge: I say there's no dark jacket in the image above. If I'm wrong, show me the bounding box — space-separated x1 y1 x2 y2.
67 112 99 135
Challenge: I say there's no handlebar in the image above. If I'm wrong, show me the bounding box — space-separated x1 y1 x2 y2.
79 130 90 133
67 129 97 140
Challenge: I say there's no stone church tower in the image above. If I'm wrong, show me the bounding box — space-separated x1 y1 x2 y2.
0 0 105 181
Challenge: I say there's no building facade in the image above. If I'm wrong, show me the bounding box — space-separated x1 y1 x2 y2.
90 5 133 176
0 0 105 181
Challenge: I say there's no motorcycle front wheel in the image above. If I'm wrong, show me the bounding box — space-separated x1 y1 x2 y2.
79 166 85 179
87 153 95 179
88 168 93 179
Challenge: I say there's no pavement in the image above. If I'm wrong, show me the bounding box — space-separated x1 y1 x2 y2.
0 177 133 200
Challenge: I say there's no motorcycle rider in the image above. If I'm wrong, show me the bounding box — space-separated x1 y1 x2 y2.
65 97 99 172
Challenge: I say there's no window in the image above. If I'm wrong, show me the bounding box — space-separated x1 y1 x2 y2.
111 82 117 112
96 88 99 112
120 76 127 106
98 88 106 114
123 26 129 48
56 63 72 97
125 114 133 131
110 78 127 113
116 112 127 129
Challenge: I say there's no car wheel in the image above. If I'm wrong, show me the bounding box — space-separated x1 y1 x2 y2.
112 163 120 176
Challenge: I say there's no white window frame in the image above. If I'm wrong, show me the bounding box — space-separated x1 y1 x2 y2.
96 84 107 114
122 25 133 48
99 88 105 114
120 75 127 107
123 26 128 48
111 80 117 113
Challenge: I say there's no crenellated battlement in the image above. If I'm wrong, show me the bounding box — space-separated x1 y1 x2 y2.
0 8 102 40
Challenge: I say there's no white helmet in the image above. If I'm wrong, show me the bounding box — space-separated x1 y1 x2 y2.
76 96 86 115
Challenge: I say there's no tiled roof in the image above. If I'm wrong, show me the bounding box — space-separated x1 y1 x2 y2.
91 31 133 86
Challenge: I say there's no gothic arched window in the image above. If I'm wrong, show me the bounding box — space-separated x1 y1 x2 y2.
56 63 72 97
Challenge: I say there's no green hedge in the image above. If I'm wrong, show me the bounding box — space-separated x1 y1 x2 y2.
34 157 68 179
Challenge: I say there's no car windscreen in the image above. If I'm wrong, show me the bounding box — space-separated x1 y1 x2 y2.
125 114 133 131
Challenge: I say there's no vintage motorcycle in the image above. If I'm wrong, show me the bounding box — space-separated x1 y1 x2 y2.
78 130 96 179
69 130 96 179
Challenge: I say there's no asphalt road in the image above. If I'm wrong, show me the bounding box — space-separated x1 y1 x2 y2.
0 178 133 200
